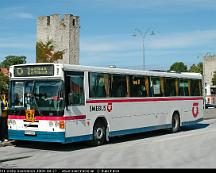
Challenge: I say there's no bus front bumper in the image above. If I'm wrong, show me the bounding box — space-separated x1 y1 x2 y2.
8 130 66 143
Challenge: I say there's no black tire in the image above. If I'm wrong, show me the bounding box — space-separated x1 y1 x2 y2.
91 121 106 146
171 113 180 133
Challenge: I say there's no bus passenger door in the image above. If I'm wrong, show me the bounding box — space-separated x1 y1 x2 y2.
64 72 88 139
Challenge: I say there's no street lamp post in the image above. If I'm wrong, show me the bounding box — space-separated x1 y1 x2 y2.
132 28 155 70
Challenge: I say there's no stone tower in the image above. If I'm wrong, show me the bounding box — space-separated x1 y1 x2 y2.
36 14 80 64
204 55 216 85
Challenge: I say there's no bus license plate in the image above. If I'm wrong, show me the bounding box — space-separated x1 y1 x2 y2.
25 130 36 136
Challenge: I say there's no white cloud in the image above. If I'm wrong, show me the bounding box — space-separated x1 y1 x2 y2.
1 28 214 67
79 29 216 67
76 0 216 10
12 12 34 19
0 35 35 63
130 0 216 9
81 29 216 53
0 42 34 49
81 35 136 52
0 35 35 49
0 7 34 19
149 30 216 49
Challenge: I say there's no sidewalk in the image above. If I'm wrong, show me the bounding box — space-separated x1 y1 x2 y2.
0 140 14 147
204 108 216 120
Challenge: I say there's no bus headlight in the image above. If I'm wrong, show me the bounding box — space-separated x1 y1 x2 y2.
8 120 16 125
8 120 12 125
48 121 64 129
49 121 54 127
54 121 59 127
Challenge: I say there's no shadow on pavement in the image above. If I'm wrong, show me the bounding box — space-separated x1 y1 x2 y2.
12 140 90 152
109 122 209 144
181 123 209 131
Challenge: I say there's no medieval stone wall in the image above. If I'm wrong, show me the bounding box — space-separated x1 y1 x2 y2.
204 55 216 85
36 14 80 64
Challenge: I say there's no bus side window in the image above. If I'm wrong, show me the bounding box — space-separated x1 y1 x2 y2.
131 75 148 97
179 79 189 96
165 78 177 96
66 72 85 105
89 72 110 98
150 76 164 97
190 79 202 96
111 74 127 97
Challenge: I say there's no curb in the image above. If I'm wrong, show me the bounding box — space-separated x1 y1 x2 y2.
0 141 14 147
204 117 216 120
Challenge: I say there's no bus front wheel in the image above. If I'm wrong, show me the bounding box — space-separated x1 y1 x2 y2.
171 113 180 133
91 120 106 146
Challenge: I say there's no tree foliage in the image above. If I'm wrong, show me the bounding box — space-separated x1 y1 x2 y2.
0 55 26 68
0 55 26 94
36 40 65 63
169 62 187 73
0 72 9 94
188 62 203 75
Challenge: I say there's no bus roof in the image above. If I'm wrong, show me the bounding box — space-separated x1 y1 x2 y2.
63 64 202 79
11 63 202 79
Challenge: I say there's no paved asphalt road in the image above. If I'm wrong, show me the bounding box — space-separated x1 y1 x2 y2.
204 108 216 119
1 118 216 168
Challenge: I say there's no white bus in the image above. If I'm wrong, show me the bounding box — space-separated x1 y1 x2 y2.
8 63 203 146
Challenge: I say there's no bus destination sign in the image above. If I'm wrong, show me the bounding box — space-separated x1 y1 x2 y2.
14 65 54 77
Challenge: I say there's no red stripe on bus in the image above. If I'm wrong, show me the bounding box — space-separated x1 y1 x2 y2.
8 115 26 120
64 115 86 120
8 115 86 121
86 97 203 104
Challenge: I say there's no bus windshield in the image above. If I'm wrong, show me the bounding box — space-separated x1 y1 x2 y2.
9 80 64 116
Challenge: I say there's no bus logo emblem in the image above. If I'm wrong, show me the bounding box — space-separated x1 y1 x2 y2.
192 102 199 118
107 103 112 112
25 109 35 122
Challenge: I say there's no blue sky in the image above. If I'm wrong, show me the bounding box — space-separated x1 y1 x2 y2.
0 0 216 70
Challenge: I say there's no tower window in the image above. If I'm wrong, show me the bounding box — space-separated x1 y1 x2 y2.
73 19 76 26
47 16 50 26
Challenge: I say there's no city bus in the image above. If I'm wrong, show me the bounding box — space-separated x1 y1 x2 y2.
8 63 203 146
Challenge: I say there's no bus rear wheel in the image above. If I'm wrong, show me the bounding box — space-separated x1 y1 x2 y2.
91 121 106 146
171 113 180 133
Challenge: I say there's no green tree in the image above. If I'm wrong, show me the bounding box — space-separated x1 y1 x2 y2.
0 55 26 68
169 62 187 73
212 71 216 85
189 62 203 75
0 72 9 94
0 55 26 94
36 40 65 63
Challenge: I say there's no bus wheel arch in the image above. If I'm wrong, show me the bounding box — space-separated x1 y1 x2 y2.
91 117 109 146
171 111 181 133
